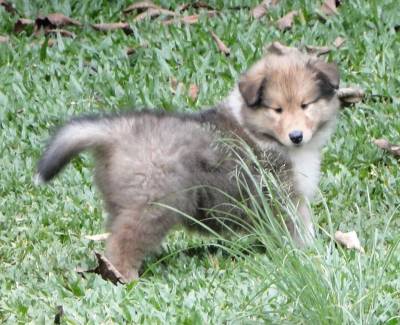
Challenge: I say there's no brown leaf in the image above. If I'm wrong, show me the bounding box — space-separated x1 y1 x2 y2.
14 18 35 33
251 0 279 19
0 0 16 14
35 13 81 30
188 84 199 101
85 233 110 241
277 10 298 31
374 139 400 157
163 15 197 25
337 86 365 105
45 29 76 38
133 8 177 22
335 230 364 253
333 36 346 48
0 35 9 43
210 31 230 56
91 22 133 35
305 45 332 56
178 1 215 11
163 11 217 25
123 1 161 14
320 0 337 16
77 251 127 285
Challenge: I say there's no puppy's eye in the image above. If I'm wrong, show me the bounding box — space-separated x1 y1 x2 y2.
301 103 308 109
274 108 283 114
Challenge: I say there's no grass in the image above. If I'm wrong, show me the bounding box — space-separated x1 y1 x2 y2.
1 0 399 323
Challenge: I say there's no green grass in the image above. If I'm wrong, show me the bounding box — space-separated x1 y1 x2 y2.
1 0 400 323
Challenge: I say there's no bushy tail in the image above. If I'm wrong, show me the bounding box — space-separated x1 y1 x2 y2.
35 117 112 184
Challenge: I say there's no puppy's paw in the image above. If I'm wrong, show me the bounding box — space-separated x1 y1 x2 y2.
292 224 315 248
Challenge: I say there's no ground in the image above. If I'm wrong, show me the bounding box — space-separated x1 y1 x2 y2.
0 0 399 323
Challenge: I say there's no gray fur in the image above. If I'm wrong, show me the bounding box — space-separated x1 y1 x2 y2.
37 109 291 281
36 45 340 281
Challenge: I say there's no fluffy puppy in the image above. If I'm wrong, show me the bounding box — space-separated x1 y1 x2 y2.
36 42 340 282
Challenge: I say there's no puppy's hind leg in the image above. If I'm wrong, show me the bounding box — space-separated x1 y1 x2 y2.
105 208 178 282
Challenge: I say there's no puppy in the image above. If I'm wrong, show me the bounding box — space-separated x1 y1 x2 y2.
36 42 340 282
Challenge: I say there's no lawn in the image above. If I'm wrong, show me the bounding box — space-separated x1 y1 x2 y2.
0 0 399 323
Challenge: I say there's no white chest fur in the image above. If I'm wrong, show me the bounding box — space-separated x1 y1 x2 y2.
288 148 321 200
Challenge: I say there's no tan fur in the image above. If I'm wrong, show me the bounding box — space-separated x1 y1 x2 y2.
239 43 339 147
37 43 341 281
232 42 340 246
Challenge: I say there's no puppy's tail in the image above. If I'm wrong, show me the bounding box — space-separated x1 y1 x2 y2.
35 117 112 184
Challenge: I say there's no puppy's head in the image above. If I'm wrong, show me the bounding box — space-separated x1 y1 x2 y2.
238 42 340 148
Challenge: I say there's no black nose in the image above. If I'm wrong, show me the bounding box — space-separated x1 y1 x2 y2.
289 130 303 144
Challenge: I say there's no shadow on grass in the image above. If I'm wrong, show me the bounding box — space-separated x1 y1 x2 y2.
139 239 270 276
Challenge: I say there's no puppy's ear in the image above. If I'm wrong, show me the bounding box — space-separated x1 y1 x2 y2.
264 41 296 55
310 60 340 90
264 42 293 55
264 42 286 55
238 74 266 107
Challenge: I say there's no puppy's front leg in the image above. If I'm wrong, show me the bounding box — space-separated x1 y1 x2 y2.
288 201 315 248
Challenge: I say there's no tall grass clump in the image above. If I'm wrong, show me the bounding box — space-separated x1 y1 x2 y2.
167 137 400 324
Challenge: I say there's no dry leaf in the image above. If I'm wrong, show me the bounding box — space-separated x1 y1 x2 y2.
163 15 198 25
123 1 161 14
251 2 267 19
251 0 279 19
133 8 177 22
91 22 133 35
76 251 127 284
178 1 215 11
210 31 230 56
277 10 298 31
320 0 337 16
333 36 346 48
373 139 400 157
163 12 217 25
85 233 110 241
337 86 365 105
0 0 16 14
188 84 199 101
305 45 331 56
14 18 35 33
35 13 81 30
45 29 76 38
335 230 364 253
0 35 9 43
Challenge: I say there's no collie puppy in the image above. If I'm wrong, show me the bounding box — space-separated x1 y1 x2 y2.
36 42 340 282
